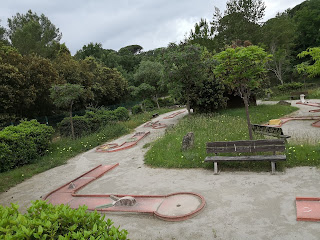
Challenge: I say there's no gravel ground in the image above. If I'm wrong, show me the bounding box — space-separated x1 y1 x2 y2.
1 106 320 240
258 99 320 144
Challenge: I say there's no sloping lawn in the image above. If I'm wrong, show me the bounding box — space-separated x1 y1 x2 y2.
145 105 319 171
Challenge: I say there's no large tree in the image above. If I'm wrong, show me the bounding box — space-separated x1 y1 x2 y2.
262 12 296 85
212 0 265 49
74 42 105 60
297 47 320 77
214 45 271 139
133 60 165 108
50 84 84 139
0 20 7 44
0 45 58 120
291 0 320 54
164 44 205 114
189 49 227 113
188 18 216 52
7 10 62 58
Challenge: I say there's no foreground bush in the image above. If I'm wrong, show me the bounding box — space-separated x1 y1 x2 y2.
0 200 128 239
0 120 54 172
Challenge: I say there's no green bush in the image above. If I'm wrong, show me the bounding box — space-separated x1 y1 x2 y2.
58 116 90 138
114 107 129 121
59 107 130 138
0 120 54 172
15 120 54 154
0 200 128 239
131 105 143 115
308 88 320 99
142 99 155 111
277 82 303 92
158 97 175 107
0 142 13 172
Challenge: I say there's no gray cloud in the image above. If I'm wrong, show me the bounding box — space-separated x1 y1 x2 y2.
0 0 305 54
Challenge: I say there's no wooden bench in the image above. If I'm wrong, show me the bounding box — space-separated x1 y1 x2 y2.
205 139 286 175
251 124 290 139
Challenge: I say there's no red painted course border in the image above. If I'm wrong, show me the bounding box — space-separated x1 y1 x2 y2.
296 197 320 222
163 110 186 119
44 164 206 222
96 131 150 152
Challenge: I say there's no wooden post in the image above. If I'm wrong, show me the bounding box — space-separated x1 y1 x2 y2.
214 162 218 175
271 162 275 175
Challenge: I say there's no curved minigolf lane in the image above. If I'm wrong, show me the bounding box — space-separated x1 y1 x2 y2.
44 164 205 221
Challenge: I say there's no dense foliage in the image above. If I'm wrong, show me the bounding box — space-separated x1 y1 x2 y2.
0 0 319 122
214 45 271 139
58 107 129 138
0 200 128 239
0 120 53 172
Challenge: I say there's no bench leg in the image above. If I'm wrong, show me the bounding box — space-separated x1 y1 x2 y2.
271 162 276 175
214 162 218 175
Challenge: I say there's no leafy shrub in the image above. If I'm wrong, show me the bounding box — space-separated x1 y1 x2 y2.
308 88 320 99
58 116 90 138
114 107 129 121
277 82 303 92
0 120 54 172
142 99 155 111
59 107 130 138
158 97 175 107
0 142 13 172
131 105 143 115
0 200 128 239
16 120 54 154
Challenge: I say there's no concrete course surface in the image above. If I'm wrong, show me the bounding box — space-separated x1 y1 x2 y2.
1 106 320 240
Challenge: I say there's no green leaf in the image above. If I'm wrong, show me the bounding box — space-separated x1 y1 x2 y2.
38 225 43 234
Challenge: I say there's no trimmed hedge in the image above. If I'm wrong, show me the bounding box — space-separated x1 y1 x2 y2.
0 200 128 239
0 120 54 172
59 107 130 138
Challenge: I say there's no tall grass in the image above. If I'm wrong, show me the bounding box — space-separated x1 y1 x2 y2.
0 108 172 193
145 104 320 171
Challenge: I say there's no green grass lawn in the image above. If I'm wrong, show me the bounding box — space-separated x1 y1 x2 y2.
145 104 320 172
0 108 173 193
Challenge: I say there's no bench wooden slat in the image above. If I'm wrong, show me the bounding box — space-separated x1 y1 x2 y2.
251 124 291 139
205 155 286 162
253 131 291 139
206 139 285 148
207 145 285 153
205 139 286 174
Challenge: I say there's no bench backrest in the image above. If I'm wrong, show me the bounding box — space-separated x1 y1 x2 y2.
206 139 285 153
251 124 284 135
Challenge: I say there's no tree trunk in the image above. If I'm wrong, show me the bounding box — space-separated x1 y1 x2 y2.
142 98 146 112
155 94 160 109
186 94 191 114
243 94 253 140
69 101 75 139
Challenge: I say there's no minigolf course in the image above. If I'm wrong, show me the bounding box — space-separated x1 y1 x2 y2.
296 197 320 222
163 110 186 119
268 116 320 128
44 164 206 222
96 131 150 152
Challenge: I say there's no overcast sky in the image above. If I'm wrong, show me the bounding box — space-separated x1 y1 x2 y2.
0 0 305 54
